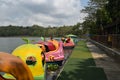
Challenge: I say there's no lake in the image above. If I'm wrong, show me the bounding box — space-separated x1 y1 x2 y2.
0 37 61 53
0 37 44 53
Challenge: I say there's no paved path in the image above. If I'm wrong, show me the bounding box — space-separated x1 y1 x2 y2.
87 42 120 80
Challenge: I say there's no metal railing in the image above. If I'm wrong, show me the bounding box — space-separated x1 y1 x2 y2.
90 34 120 50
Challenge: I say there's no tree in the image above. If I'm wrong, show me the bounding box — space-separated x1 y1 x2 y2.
106 0 120 21
81 0 109 35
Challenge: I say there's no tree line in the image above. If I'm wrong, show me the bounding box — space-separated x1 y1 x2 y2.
0 23 83 37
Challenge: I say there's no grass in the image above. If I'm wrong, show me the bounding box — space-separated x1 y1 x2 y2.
57 40 107 80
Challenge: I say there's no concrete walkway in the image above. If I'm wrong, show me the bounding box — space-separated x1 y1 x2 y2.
87 42 120 80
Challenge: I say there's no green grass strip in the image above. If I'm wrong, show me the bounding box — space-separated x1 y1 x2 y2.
57 40 107 80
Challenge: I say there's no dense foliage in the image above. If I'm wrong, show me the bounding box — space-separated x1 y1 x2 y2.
81 0 120 35
0 23 82 37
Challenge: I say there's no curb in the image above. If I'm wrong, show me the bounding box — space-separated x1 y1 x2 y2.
89 39 120 61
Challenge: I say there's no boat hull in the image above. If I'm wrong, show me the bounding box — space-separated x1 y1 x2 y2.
45 41 64 66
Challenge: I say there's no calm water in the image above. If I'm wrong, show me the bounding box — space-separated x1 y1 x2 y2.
0 37 61 53
0 37 42 53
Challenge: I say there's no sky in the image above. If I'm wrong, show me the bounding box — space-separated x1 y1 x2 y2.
0 0 89 27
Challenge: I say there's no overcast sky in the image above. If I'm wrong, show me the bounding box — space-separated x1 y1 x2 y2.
0 0 88 27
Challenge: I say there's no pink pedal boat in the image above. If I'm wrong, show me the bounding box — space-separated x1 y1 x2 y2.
45 40 64 66
63 38 75 48
37 40 64 66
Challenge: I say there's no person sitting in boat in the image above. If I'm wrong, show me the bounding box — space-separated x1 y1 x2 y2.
66 36 71 43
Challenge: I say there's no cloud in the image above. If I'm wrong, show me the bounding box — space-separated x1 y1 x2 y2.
0 0 87 27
